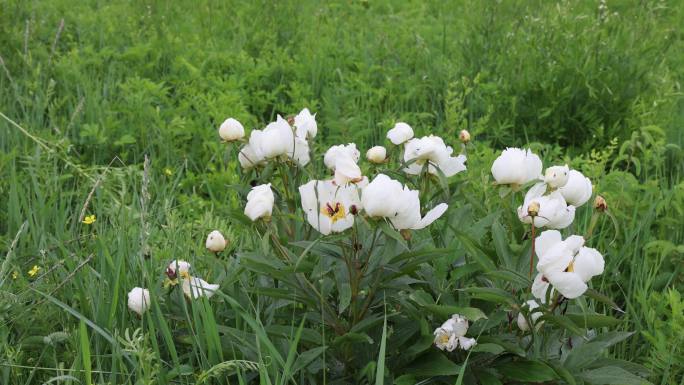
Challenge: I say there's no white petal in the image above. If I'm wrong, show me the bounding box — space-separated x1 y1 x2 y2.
547 271 587 299
387 122 414 145
412 203 448 230
458 337 477 351
535 230 562 258
573 247 604 282
532 273 552 303
559 170 593 207
182 276 219 299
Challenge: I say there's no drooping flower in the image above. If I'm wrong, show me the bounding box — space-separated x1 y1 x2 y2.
491 148 542 186
402 135 466 177
559 170 593 207
218 118 245 142
366 146 386 164
244 183 275 221
361 174 448 230
299 179 362 235
182 276 220 299
517 183 575 229
543 165 570 189
294 108 317 139
127 287 150 315
433 314 476 352
387 122 414 145
517 299 543 331
205 230 227 252
531 230 605 301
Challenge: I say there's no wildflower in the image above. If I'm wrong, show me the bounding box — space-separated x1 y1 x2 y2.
299 179 363 235
82 215 96 225
294 108 317 139
532 230 605 301
205 230 227 252
361 174 448 230
543 165 570 189
517 299 543 331
433 314 476 352
459 129 471 144
167 260 192 280
12 271 18 279
127 287 150 315
238 144 264 169
164 168 173 176
182 276 220 299
324 144 363 185
559 170 593 207
248 116 310 166
517 183 575 229
491 148 542 186
402 135 466 177
387 122 414 145
594 195 607 212
218 118 245 142
244 183 275 221
28 265 41 277
366 146 387 164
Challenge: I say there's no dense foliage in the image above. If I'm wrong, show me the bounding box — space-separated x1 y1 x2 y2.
1 0 682 384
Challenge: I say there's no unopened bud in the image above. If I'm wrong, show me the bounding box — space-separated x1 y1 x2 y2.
400 229 412 241
594 195 607 212
286 115 295 126
349 205 359 215
527 201 540 217
459 129 471 144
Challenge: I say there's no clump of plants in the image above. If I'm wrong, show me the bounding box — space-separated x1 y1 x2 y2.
125 109 650 384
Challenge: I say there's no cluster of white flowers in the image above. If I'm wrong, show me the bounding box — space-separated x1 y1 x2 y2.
433 314 477 352
491 148 593 230
225 112 462 235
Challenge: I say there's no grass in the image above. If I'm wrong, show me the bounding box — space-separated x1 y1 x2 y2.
1 0 683 384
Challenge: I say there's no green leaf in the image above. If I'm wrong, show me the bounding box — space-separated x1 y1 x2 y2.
404 351 461 377
422 304 487 322
566 313 622 328
491 220 513 269
79 320 92 385
495 359 559 382
584 289 624 313
472 343 504 354
485 269 531 288
578 366 653 385
375 310 388 385
378 220 408 250
454 232 497 272
541 314 585 337
393 374 416 385
463 287 516 306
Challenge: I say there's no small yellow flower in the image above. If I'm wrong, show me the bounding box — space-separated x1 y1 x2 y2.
28 265 41 277
164 168 173 176
12 271 18 279
82 215 96 225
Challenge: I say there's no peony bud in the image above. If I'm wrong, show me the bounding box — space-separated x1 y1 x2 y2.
366 146 387 164
205 230 227 252
594 195 607 212
459 129 471 144
527 201 540 217
127 287 150 316
218 118 245 142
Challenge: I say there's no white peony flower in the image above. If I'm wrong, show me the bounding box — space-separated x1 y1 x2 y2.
299 180 362 235
205 230 227 252
244 183 275 221
433 314 476 352
559 170 593 207
167 260 192 279
402 135 466 177
218 118 245 142
544 165 570 189
238 144 265 169
361 174 448 230
531 230 605 301
366 146 387 164
517 299 543 331
387 122 414 145
294 108 317 139
246 116 310 166
333 155 363 185
491 148 543 186
127 287 150 315
517 183 575 229
182 276 219 299
324 144 361 170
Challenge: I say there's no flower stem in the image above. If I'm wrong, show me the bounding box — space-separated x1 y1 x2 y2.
529 222 536 279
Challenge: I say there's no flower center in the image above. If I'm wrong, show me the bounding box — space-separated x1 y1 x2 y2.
322 202 346 223
438 333 450 344
565 261 575 273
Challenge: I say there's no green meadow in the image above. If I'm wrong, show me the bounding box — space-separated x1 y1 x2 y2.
1 0 683 384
